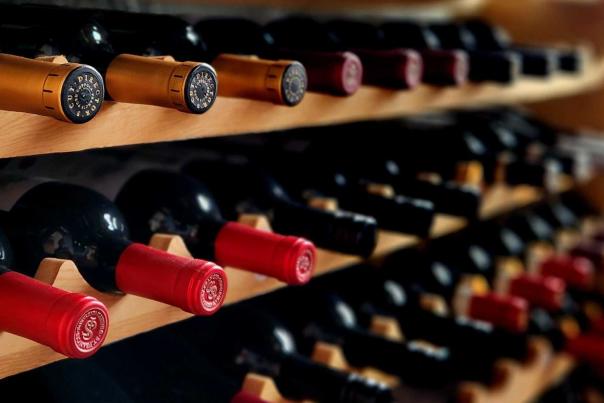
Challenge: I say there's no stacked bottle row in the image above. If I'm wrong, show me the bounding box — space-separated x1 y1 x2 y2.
0 107 589 362
0 4 587 122
1 192 604 403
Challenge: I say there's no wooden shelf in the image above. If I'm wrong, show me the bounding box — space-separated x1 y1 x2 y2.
0 182 558 380
155 0 485 15
460 339 575 403
0 61 602 160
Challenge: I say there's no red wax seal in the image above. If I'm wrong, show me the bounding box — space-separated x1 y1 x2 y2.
508 274 566 312
566 333 604 366
468 293 528 333
354 48 423 89
539 255 594 290
116 243 227 316
231 391 270 403
0 271 109 358
215 222 316 285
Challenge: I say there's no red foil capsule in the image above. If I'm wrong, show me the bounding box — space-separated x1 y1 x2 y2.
590 317 604 336
268 49 363 96
539 255 594 290
0 270 109 358
570 242 603 269
231 391 270 403
566 333 604 366
116 243 227 316
215 222 316 285
468 293 528 333
353 48 423 89
420 49 469 87
508 274 566 312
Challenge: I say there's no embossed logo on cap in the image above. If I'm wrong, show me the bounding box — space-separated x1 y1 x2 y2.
201 271 225 311
73 308 107 353
295 250 314 278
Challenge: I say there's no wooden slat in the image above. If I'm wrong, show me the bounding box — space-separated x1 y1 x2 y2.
0 61 601 159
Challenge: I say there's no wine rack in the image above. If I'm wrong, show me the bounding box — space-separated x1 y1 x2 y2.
0 0 601 401
0 61 600 159
0 180 572 380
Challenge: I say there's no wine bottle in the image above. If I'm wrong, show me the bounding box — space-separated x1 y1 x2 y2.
461 19 560 77
0 52 103 123
196 18 363 96
193 134 474 224
408 256 530 332
0 5 218 114
0 226 109 357
0 358 135 403
0 176 227 315
265 17 423 89
352 21 470 86
332 268 533 360
464 19 586 75
87 9 307 106
199 309 396 403
425 22 521 84
181 157 378 257
212 143 437 236
114 169 316 285
326 19 469 87
283 135 476 220
264 289 484 388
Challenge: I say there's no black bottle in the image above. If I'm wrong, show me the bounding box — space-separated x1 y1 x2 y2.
461 19 560 77
0 358 134 403
182 156 378 257
115 169 317 285
195 308 396 403
324 19 469 87
244 151 436 237
329 268 531 363
0 178 227 316
195 133 475 222
265 289 460 388
424 22 521 84
195 18 364 96
87 9 307 106
265 16 423 89
0 4 218 114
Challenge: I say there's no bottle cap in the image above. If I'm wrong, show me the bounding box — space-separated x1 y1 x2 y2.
215 222 316 285
566 333 604 366
539 255 594 290
468 293 528 333
106 54 217 113
354 48 423 89
116 243 227 315
0 271 109 358
213 54 307 106
47 294 109 358
421 49 468 86
571 242 603 267
508 273 566 311
0 54 104 123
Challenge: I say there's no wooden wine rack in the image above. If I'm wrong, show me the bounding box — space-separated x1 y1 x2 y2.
0 59 600 159
0 180 572 383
